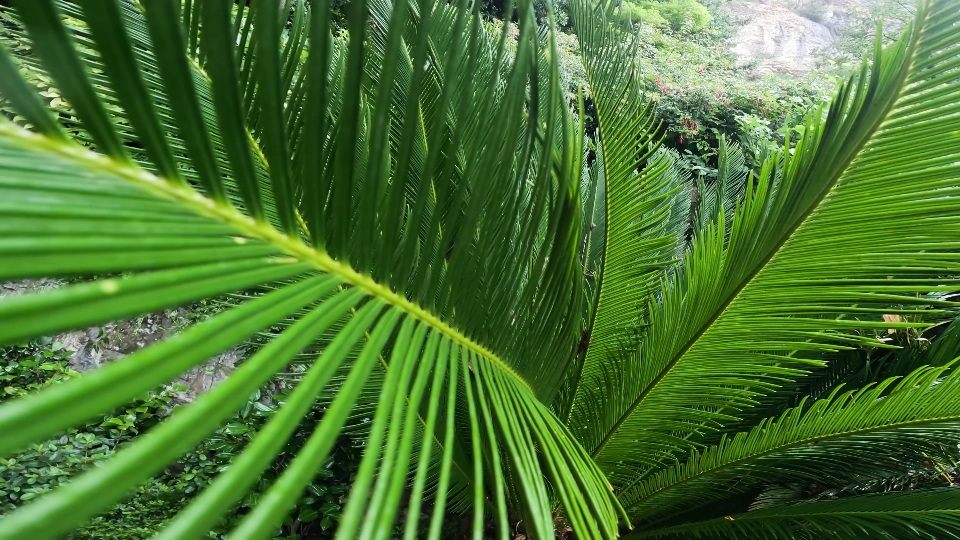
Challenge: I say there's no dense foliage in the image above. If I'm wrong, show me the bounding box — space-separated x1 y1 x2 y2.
0 339 366 539
1 0 960 539
550 0 835 175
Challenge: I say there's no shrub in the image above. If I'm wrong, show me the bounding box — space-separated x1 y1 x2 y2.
616 0 711 32
617 1 668 29
1 339 366 539
651 0 711 31
1 340 175 513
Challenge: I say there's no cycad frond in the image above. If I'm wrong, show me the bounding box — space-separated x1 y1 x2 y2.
563 143 691 442
631 488 960 540
576 0 960 489
561 0 689 440
621 364 960 524
0 0 281 221
715 313 960 441
925 317 960 368
694 135 748 243
0 0 623 538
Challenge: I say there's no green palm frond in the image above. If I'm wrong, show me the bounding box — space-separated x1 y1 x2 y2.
562 142 692 439
553 139 608 420
0 0 624 538
574 0 960 490
5 0 960 536
560 0 690 439
925 317 960 368
0 0 282 221
714 311 960 441
620 364 960 524
694 135 748 243
630 488 960 540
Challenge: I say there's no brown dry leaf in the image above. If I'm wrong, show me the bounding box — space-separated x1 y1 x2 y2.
883 314 901 334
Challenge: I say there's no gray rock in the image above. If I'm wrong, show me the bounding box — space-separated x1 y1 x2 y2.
723 0 884 77
0 278 64 297
1 279 243 405
725 1 836 77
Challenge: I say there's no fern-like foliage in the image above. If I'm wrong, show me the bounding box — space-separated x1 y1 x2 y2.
560 0 690 448
561 0 960 536
623 364 960 525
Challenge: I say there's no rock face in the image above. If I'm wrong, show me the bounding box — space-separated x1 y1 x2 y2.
1 279 241 405
725 0 910 78
725 1 836 77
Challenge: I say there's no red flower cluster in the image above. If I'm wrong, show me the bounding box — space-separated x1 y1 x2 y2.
679 118 700 144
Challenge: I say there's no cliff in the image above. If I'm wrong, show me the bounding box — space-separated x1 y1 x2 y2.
723 0 872 77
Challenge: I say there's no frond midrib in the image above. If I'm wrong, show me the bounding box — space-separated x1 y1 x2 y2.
0 121 533 394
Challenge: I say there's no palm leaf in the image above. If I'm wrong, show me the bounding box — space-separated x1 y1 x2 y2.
694 134 748 243
925 317 960 368
560 0 689 438
630 489 960 540
0 0 281 222
620 364 960 525
0 0 623 538
573 0 960 491
711 311 960 442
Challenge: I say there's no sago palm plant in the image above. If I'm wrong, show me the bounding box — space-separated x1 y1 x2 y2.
1 0 960 538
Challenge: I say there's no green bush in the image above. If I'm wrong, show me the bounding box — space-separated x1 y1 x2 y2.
617 0 711 32
651 0 711 31
622 5 833 171
568 0 831 174
0 341 366 539
617 1 668 28
1 341 175 513
647 74 826 170
69 481 192 540
1 344 186 538
0 339 75 400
